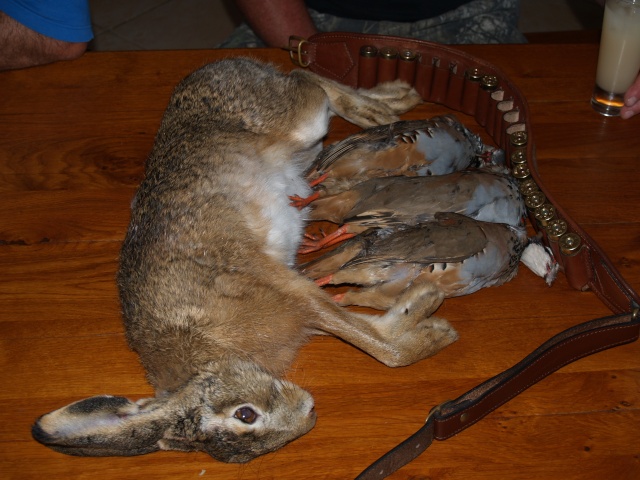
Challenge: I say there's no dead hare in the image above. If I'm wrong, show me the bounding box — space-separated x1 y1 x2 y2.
32 58 457 463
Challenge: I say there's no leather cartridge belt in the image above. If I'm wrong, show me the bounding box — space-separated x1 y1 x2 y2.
287 33 640 480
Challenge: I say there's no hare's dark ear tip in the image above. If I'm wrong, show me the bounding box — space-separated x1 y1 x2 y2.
66 395 133 414
31 420 80 456
31 419 53 445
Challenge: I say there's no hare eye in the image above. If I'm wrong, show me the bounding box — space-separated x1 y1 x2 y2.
234 407 258 424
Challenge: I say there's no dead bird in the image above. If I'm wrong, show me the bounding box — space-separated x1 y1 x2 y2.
300 168 525 254
300 212 528 310
291 115 503 208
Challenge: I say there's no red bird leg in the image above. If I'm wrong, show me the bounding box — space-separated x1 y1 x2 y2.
289 191 320 209
298 225 356 254
308 172 329 188
331 292 346 304
317 231 356 249
314 274 334 287
303 229 323 242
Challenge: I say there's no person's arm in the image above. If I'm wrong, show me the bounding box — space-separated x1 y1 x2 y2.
234 0 318 48
0 12 87 71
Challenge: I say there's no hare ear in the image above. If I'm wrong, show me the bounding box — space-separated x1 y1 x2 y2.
32 395 167 457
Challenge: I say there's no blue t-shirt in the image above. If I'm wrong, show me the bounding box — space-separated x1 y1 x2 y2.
0 0 93 42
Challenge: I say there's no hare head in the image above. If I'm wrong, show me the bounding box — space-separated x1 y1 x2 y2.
32 358 315 462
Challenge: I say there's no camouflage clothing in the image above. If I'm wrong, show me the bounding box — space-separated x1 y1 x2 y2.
218 0 526 48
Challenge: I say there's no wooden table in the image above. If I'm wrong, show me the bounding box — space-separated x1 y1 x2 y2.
1 44 638 479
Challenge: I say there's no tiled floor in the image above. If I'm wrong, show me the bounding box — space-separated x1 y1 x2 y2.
88 0 604 51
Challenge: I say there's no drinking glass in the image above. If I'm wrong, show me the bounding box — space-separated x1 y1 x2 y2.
591 0 640 117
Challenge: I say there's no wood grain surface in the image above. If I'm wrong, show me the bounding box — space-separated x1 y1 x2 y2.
1 44 638 479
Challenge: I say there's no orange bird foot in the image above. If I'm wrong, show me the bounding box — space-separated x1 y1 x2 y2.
298 225 356 254
289 191 320 209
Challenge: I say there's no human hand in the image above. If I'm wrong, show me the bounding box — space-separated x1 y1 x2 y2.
621 74 640 119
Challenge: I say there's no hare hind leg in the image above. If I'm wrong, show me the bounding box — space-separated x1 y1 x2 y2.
374 282 458 366
293 70 422 128
310 281 457 368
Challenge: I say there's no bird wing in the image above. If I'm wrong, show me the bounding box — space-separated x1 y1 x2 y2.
341 173 474 227
307 118 438 175
341 170 524 229
342 213 489 268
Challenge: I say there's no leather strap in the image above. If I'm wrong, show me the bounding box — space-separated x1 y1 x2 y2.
287 33 640 479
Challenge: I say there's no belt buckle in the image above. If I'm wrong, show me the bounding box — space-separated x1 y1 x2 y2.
286 36 311 67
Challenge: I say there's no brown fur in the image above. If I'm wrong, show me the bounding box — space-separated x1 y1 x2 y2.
32 58 457 463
